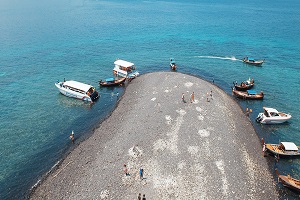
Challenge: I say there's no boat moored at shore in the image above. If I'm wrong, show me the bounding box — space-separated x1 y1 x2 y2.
265 142 300 156
55 80 99 102
275 169 300 193
232 88 264 100
113 59 139 78
233 78 254 91
99 77 126 87
256 107 292 124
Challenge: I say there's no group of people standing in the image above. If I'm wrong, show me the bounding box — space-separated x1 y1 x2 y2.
182 91 212 103
123 164 144 179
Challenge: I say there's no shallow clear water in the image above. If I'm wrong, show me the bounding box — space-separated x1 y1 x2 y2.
0 0 299 199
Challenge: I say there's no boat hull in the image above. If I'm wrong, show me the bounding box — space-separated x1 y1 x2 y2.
99 77 126 87
242 59 264 66
232 89 264 100
279 175 300 192
113 68 139 78
265 144 300 156
256 113 291 124
276 170 300 193
55 83 99 102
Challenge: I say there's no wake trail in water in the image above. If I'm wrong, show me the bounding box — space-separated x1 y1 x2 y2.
194 55 242 61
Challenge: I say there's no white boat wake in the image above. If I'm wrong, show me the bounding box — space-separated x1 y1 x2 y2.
194 55 240 61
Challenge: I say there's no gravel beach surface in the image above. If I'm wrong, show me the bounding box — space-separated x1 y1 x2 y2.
30 72 278 199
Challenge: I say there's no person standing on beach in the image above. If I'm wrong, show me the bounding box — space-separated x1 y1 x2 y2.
182 93 185 103
123 164 129 176
142 194 146 200
190 92 195 103
139 168 144 180
69 131 75 144
138 193 141 200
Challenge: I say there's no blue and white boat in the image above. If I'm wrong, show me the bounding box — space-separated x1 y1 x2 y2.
242 56 264 66
113 59 139 78
99 77 126 87
55 80 99 102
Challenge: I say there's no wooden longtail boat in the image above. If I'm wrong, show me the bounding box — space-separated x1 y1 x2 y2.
275 169 300 193
99 77 126 87
233 78 254 91
232 88 264 100
265 142 300 156
242 57 264 66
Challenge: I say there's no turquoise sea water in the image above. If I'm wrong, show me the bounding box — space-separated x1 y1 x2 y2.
1 0 300 199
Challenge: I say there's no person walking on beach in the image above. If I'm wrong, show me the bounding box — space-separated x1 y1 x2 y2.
138 193 141 200
140 168 144 180
124 164 129 176
69 131 75 144
182 93 185 103
142 194 146 200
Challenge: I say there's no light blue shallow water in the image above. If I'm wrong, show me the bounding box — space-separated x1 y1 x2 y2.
0 0 300 199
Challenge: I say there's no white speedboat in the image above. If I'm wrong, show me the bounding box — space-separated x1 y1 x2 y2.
55 80 99 102
256 107 291 124
113 59 139 78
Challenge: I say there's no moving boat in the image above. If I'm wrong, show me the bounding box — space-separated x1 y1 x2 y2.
233 78 254 91
170 58 177 70
55 80 99 102
242 57 264 66
232 88 264 100
113 59 139 78
99 77 126 87
265 142 300 156
256 107 292 124
275 169 300 193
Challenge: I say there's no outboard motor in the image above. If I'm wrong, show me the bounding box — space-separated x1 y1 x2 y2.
256 113 263 123
90 91 99 102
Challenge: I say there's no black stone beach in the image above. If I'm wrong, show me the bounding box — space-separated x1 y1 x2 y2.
30 72 278 199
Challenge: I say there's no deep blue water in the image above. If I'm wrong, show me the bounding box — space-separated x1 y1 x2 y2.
1 0 300 199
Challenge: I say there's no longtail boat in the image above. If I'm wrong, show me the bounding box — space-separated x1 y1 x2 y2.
276 169 300 192
233 78 254 91
232 88 264 100
99 77 126 87
265 142 300 156
242 57 264 66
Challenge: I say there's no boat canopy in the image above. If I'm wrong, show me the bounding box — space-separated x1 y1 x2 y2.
105 78 115 82
64 81 92 92
114 60 134 68
281 142 298 151
248 58 255 61
247 90 257 95
263 107 279 113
